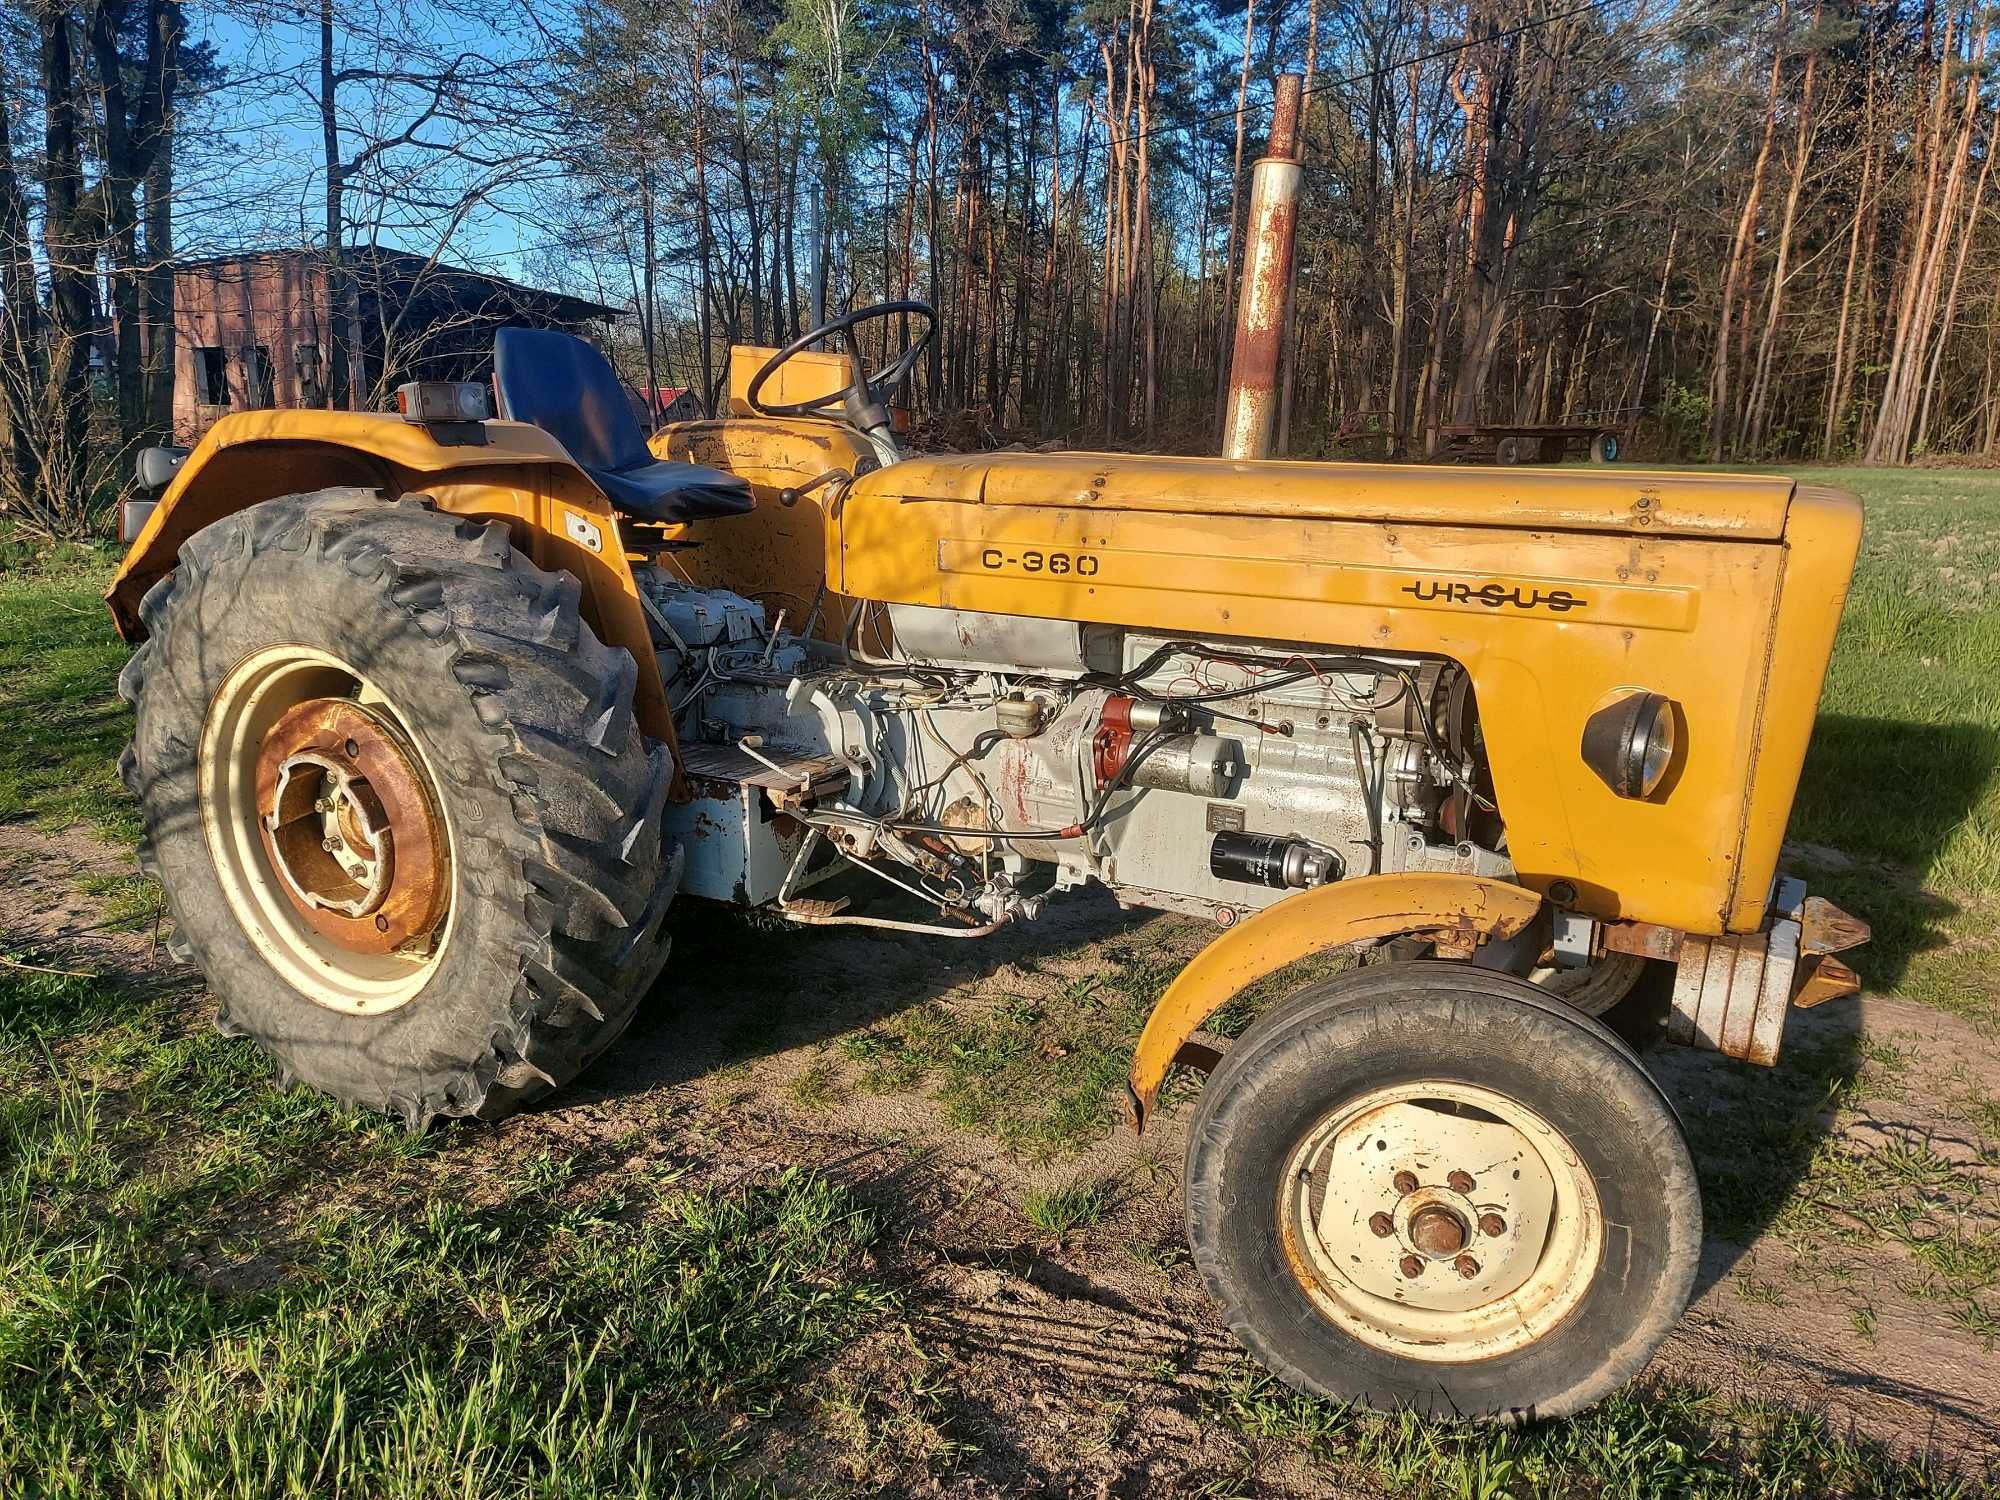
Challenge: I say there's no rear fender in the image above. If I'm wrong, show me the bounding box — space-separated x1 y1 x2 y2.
105 409 682 780
1126 873 1545 1130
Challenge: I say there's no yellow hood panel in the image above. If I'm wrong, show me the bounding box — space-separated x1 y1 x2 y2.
860 452 1796 541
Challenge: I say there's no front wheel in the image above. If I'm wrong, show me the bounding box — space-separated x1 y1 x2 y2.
1183 962 1699 1423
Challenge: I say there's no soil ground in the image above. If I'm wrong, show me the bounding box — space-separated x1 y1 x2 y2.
7 814 1998 1495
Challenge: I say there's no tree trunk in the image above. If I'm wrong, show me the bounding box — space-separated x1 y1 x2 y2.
1823 104 1875 458
1708 0 1787 460
1214 0 1257 439
1740 3 1821 454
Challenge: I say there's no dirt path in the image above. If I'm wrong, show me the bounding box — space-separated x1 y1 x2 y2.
8 816 1998 1491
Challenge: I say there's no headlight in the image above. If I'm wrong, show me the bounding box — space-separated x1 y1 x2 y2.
1582 691 1678 800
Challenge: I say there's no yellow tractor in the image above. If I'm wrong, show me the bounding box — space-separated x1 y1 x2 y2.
108 300 1866 1423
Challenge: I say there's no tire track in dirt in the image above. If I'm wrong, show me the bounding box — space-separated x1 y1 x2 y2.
9 814 1998 1488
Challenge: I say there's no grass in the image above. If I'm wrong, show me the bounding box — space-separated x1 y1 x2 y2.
837 945 1192 1161
1775 466 2000 1023
0 958 895 1495
785 1054 842 1111
1207 1365 1996 1498
75 871 167 931
0 540 140 843
1019 1176 1114 1237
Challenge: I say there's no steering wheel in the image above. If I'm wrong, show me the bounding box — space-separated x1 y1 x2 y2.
745 301 934 451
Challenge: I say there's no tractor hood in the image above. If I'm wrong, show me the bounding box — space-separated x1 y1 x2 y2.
857 452 1795 542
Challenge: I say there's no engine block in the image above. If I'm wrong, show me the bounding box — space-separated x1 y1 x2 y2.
642 572 1510 928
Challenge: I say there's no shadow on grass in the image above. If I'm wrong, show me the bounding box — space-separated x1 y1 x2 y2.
581 869 1166 1147
1787 713 2000 991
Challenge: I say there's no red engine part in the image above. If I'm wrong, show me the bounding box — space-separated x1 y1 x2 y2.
1092 696 1136 786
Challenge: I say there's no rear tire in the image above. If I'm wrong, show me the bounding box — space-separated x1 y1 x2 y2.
1183 961 1699 1423
118 489 678 1126
1590 431 1621 463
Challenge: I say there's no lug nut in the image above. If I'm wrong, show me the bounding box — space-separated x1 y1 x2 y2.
1479 1212 1507 1237
1399 1254 1425 1279
322 837 341 852
1368 1212 1394 1238
1454 1255 1480 1279
1448 1170 1475 1194
1392 1170 1419 1195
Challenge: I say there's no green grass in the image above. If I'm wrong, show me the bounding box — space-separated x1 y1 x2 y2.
75 871 167 931
1207 1365 1995 1498
1776 466 2000 1023
838 943 1191 1161
0 959 895 1495
0 542 139 842
785 1054 843 1111
1018 1176 1114 1237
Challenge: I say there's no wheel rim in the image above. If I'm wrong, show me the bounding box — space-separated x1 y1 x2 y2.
1531 952 1647 1016
199 645 455 1015
1278 1080 1603 1362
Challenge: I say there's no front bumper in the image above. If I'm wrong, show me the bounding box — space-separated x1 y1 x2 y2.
1613 877 1868 1067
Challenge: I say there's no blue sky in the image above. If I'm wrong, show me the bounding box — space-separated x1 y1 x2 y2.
179 0 563 283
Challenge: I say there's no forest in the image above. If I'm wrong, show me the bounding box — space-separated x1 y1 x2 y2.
3 0 2000 536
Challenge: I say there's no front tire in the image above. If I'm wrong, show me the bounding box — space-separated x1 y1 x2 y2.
118 489 678 1126
1183 962 1699 1423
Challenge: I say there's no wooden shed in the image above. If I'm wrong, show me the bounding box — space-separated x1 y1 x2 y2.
170 249 622 444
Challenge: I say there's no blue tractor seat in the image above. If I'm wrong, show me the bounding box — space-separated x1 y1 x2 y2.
491 327 754 524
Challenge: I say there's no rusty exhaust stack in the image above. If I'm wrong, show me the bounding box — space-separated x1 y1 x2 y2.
1222 73 1304 462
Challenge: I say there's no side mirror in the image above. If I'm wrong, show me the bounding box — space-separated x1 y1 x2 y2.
136 445 190 492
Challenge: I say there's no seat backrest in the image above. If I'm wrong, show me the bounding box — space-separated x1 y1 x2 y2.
492 327 651 474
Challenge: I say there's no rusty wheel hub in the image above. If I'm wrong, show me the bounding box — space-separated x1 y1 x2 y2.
255 697 448 956
1406 1204 1469 1258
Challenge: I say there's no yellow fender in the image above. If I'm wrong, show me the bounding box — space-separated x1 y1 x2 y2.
1126 873 1545 1129
105 408 689 776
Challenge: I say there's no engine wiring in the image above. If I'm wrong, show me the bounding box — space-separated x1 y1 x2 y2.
808 725 1179 849
1083 639 1495 814
664 589 1502 909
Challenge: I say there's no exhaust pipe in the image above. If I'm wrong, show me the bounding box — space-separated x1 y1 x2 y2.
1221 72 1304 462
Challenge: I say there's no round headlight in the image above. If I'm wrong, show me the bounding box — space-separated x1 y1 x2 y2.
1636 696 1675 797
1581 691 1679 801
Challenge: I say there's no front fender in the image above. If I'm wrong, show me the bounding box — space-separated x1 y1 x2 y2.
1126 873 1544 1130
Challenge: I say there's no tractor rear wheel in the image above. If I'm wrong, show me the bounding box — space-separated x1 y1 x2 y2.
118 489 679 1126
1183 961 1699 1423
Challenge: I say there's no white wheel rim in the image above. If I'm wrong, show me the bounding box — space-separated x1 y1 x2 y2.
198 645 456 1015
1279 1080 1603 1362
1531 952 1647 1016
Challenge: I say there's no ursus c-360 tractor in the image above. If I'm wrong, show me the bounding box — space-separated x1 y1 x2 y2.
108 302 1866 1422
